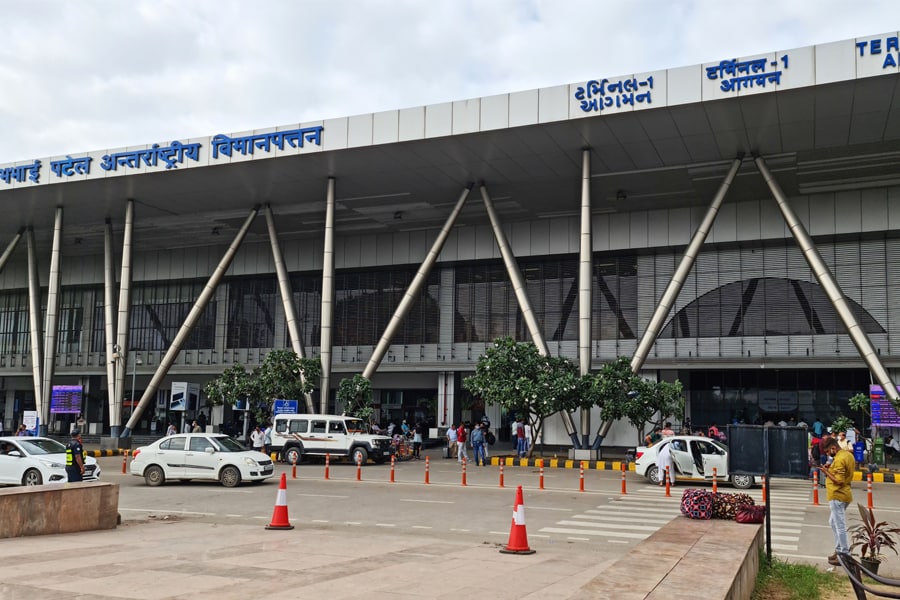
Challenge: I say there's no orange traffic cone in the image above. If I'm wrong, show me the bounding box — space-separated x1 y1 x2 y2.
266 472 294 530
500 485 535 555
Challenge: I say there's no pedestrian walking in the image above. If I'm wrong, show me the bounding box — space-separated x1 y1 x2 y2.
471 422 486 466
456 422 468 464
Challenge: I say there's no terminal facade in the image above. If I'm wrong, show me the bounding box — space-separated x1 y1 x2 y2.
1 32 900 447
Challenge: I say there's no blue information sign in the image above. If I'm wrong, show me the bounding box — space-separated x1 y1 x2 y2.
273 399 299 415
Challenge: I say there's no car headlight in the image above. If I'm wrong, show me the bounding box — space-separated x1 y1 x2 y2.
39 459 65 469
243 457 259 467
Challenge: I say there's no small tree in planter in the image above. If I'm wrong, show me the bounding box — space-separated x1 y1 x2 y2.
849 503 900 573
337 375 374 423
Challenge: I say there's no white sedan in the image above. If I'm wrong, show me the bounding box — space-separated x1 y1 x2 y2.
0 436 101 486
130 433 275 487
633 435 754 489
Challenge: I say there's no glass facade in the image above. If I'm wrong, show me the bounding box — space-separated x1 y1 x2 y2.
685 368 872 431
128 282 216 351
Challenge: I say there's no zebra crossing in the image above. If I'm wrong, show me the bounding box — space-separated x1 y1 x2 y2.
538 479 813 551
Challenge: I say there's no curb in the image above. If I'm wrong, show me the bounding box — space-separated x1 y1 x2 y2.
488 456 636 471
85 449 129 457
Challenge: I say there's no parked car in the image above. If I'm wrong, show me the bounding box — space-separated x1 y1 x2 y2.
129 433 274 487
633 435 754 489
270 413 393 465
0 436 101 486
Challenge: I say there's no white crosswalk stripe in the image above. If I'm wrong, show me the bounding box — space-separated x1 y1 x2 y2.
539 480 816 548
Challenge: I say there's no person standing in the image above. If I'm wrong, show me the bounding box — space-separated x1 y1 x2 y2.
263 423 273 457
820 436 855 565
656 440 675 486
65 429 85 483
165 422 176 436
250 426 264 453
812 417 825 437
446 423 458 459
661 422 675 436
456 422 468 464
191 420 201 433
471 422 486 466
412 421 424 459
515 418 527 458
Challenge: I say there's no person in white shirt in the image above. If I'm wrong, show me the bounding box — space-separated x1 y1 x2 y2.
447 424 458 458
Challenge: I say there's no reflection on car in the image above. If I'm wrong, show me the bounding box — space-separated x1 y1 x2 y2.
0 436 101 486
129 433 275 487
633 435 755 489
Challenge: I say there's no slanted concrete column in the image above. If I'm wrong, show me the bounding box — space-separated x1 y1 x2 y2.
320 178 335 413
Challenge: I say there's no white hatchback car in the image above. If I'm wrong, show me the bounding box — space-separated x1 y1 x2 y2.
130 433 275 487
0 436 101 486
633 435 754 489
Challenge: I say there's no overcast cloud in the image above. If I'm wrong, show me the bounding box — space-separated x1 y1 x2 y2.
0 0 895 163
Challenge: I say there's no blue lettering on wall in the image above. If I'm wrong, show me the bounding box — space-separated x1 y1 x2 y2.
705 55 788 93
574 77 654 113
0 160 41 184
50 156 92 178
856 37 900 69
101 141 201 172
211 126 324 159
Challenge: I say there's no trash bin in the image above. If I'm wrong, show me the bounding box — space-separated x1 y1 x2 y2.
874 437 885 464
853 440 866 464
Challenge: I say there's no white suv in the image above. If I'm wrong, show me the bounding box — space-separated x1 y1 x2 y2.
271 414 392 465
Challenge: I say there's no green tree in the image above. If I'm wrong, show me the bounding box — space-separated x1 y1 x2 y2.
336 375 373 421
582 355 683 446
848 392 871 430
253 349 321 423
203 351 320 426
462 337 580 456
203 364 255 407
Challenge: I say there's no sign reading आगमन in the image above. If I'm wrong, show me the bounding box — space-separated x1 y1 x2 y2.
273 399 299 415
869 385 900 426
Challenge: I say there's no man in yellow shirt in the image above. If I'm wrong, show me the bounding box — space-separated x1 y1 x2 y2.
820 437 855 566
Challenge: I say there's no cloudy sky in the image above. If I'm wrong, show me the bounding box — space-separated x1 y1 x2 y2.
0 0 895 163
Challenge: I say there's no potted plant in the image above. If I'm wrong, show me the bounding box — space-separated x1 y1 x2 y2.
849 503 900 573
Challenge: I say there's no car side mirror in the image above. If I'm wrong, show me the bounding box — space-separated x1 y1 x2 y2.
7 450 21 457
205 447 215 454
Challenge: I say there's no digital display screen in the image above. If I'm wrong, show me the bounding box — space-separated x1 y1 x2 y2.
869 385 900 426
50 385 83 414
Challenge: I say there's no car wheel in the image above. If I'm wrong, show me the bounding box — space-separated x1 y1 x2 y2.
22 468 43 486
646 465 660 484
144 465 166 487
731 474 754 490
350 446 368 465
220 465 241 488
283 445 302 465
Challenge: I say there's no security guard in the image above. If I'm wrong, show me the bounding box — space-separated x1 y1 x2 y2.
65 429 85 482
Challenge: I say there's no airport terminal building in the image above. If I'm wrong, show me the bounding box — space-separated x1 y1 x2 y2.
2 32 900 446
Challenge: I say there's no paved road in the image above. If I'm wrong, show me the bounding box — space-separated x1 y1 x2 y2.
101 453 900 572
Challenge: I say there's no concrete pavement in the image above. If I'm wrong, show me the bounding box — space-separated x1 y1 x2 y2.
0 516 616 599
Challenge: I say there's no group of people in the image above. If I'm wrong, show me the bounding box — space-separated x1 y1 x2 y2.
249 424 274 456
445 417 511 465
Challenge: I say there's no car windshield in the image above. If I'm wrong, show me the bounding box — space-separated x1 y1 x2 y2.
17 438 67 455
345 419 366 433
209 436 247 452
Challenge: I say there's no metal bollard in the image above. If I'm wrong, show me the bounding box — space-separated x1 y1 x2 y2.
665 466 671 497
356 453 362 481
390 453 395 483
461 456 467 486
579 461 585 492
712 467 718 493
325 453 330 480
292 455 297 479
425 455 430 484
539 463 545 490
621 462 627 495
812 470 819 506
499 463 505 488
122 452 127 474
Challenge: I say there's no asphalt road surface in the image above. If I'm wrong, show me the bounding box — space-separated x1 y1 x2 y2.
96 453 900 572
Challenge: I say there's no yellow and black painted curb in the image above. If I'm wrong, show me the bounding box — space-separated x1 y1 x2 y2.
488 456 636 471
85 449 129 457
